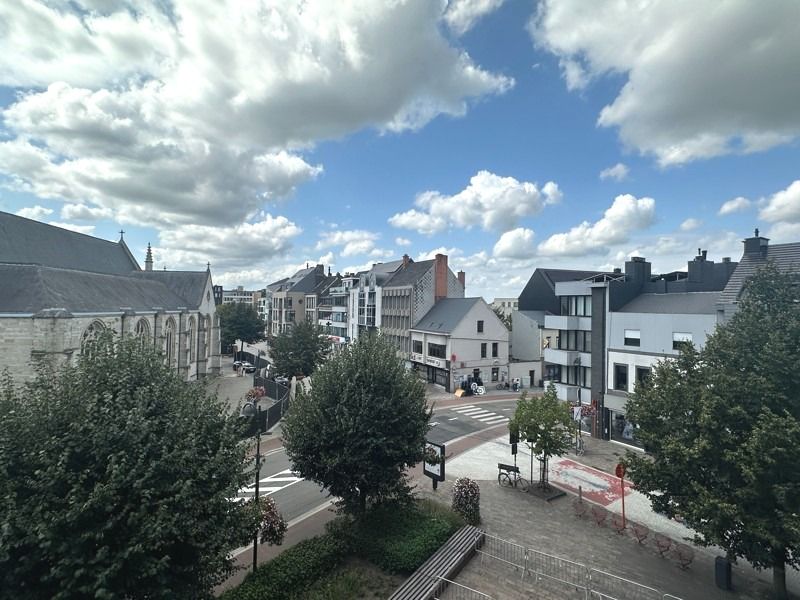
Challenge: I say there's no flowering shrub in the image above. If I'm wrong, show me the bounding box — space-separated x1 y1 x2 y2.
452 477 480 526
246 496 287 546
245 387 266 401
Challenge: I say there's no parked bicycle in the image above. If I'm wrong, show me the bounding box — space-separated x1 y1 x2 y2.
497 463 529 492
496 381 509 390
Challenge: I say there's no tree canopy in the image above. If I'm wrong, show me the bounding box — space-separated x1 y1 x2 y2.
282 333 431 514
0 334 254 599
270 320 330 377
624 264 800 598
218 302 265 350
509 384 574 488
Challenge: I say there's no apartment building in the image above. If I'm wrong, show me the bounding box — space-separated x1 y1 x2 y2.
268 264 327 335
491 297 518 317
222 286 256 305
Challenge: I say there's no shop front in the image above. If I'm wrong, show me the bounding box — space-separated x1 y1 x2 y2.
410 352 450 391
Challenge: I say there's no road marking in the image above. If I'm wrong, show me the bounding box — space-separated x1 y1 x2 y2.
448 417 458 421
451 405 476 412
479 414 506 422
482 416 509 424
430 422 439 427
453 406 484 414
231 469 304 502
466 410 494 418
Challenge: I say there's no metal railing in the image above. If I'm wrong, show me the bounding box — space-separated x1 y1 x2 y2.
433 577 493 600
473 534 684 600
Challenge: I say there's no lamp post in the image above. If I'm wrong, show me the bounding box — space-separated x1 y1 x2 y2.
240 400 262 573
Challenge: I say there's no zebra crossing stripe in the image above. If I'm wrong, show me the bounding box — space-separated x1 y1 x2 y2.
482 416 509 424
451 405 476 411
467 410 493 418
453 406 481 414
478 414 503 422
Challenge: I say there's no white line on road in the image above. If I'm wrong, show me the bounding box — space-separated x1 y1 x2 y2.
481 416 509 424
465 410 494 418
455 408 486 415
448 417 458 421
451 405 476 412
478 414 505 422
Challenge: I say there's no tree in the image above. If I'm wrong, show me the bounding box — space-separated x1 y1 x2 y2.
0 333 255 599
509 384 574 489
270 320 330 377
282 333 431 514
492 306 512 330
624 264 800 599
218 302 265 350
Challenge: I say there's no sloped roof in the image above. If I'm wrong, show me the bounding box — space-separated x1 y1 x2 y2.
718 243 800 304
618 292 720 314
0 211 140 275
0 264 191 314
540 268 609 289
132 271 209 307
412 297 481 333
384 259 434 287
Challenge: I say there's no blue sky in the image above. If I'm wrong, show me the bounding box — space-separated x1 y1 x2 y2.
1 0 799 299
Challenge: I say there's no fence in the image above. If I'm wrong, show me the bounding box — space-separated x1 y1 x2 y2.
475 534 684 600
433 577 492 600
238 376 290 436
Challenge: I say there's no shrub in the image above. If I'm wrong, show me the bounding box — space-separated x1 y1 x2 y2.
452 477 481 525
221 533 347 600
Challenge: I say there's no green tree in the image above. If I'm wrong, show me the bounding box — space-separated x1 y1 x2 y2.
509 384 574 489
0 333 256 599
624 264 800 598
282 333 431 514
218 302 265 350
270 320 330 377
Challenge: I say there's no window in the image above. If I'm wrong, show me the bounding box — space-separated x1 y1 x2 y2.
624 329 641 347
672 332 692 351
480 343 487 358
428 343 446 358
491 367 499 382
492 342 498 357
636 367 651 386
412 340 423 354
614 364 628 391
477 320 484 333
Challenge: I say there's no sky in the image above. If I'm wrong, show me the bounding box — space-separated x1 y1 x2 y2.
1 0 799 300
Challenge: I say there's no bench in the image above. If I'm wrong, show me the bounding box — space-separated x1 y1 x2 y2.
389 525 485 600
498 463 520 475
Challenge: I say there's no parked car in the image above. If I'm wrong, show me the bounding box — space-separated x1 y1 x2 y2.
241 362 256 373
274 376 289 386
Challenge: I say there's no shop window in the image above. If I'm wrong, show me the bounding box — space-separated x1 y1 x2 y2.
624 329 641 347
613 364 628 391
611 413 642 447
492 342 498 357
412 340 423 354
491 367 499 382
672 332 692 351
480 343 487 358
428 343 446 358
477 320 484 333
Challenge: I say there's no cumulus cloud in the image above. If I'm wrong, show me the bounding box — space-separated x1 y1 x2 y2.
46 221 95 234
766 222 800 243
718 196 752 216
15 205 53 220
680 218 701 232
395 237 412 246
417 247 463 261
531 1 800 165
60 203 114 221
493 227 536 259
537 194 656 256
389 170 561 235
0 1 511 228
316 229 381 257
759 180 800 223
599 162 629 182
445 0 506 36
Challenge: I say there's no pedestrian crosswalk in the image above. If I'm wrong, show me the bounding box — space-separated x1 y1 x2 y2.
231 469 304 502
449 404 509 426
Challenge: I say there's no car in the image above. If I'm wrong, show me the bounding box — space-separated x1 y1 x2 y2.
274 376 289 386
241 362 256 373
233 360 243 367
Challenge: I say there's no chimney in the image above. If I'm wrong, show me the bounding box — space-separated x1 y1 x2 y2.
402 254 410 268
457 270 466 289
625 256 651 284
144 243 153 271
434 253 448 302
743 228 769 257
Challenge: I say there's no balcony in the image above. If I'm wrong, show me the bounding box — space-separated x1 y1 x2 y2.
544 348 590 366
544 315 592 331
552 382 590 403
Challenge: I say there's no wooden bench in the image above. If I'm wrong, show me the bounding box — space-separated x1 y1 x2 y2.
389 525 485 600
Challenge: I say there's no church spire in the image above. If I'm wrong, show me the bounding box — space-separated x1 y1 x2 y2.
145 243 153 271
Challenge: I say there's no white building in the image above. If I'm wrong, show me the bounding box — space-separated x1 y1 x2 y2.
491 297 518 317
222 286 256 305
410 297 508 392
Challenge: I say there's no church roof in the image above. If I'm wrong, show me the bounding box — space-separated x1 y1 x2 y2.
0 211 140 275
131 271 210 307
0 264 193 314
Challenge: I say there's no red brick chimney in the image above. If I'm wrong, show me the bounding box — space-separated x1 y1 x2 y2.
434 254 448 302
457 270 465 290
402 254 410 268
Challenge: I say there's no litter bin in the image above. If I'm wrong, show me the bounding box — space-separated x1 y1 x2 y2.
715 556 732 590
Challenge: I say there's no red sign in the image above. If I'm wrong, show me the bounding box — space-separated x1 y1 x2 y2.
615 463 626 479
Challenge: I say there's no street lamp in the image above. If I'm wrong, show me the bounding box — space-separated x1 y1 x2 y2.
240 400 262 573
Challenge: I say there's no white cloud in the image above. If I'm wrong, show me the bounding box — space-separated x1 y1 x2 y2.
60 203 114 221
417 247 463 261
538 194 656 256
0 1 511 228
389 170 561 235
679 218 701 232
718 196 752 216
316 229 380 257
759 180 800 223
46 221 95 235
395 237 412 247
15 205 53 220
531 1 800 165
444 0 506 36
599 162 629 181
493 227 536 259
766 222 800 243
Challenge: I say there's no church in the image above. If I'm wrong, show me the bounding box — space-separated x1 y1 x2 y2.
0 211 221 381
